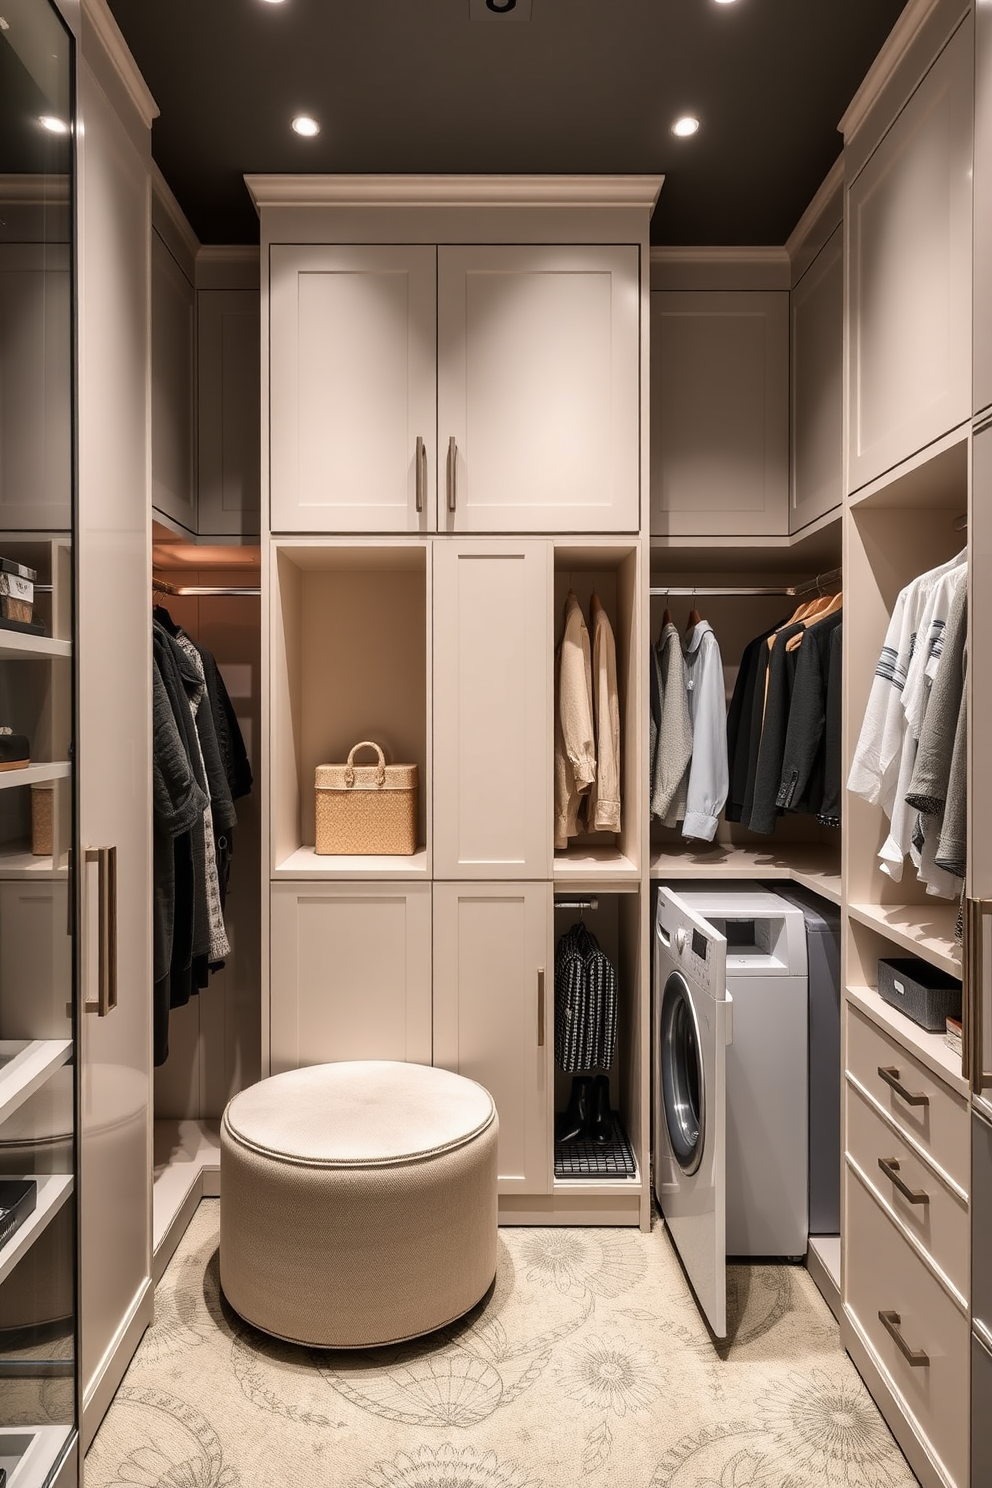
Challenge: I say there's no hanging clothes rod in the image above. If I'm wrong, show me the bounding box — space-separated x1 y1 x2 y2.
649 565 842 600
153 576 261 598
554 896 599 911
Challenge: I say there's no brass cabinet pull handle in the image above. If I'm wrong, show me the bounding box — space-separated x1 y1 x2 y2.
877 1065 929 1106
415 435 426 513
878 1309 930 1367
537 967 545 1047
83 845 117 1017
446 436 457 513
878 1156 929 1205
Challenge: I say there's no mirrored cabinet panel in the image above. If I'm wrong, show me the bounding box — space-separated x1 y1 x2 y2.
0 1 78 1483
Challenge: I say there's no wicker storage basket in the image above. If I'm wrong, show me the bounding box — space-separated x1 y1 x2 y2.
315 741 418 856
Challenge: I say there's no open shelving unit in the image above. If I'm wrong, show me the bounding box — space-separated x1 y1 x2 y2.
0 1042 72 1128
0 1175 73 1290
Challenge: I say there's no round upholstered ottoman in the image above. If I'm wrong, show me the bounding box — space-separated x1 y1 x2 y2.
219 1060 499 1348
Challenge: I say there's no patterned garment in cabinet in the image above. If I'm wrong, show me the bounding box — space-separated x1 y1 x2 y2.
554 921 618 1073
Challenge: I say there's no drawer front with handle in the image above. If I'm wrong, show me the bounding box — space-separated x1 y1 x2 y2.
846 1076 969 1302
846 1165 969 1488
847 1004 969 1191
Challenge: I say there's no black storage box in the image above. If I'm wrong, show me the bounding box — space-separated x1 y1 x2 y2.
877 957 962 1032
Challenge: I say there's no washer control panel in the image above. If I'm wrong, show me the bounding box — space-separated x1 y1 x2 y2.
665 915 711 991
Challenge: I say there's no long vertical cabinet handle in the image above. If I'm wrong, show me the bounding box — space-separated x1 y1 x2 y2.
446 436 457 513
964 897 992 1094
415 436 426 513
537 968 545 1047
83 845 118 1017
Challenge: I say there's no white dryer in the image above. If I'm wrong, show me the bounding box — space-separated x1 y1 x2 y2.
653 884 809 1339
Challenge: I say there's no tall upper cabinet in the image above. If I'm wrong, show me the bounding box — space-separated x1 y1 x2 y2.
845 3 973 494
0 6 79 1484
253 176 659 1230
0 0 158 1479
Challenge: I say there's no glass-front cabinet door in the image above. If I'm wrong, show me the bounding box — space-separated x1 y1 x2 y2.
0 3 78 1484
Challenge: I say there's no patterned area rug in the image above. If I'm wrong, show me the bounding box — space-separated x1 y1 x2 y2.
85 1200 917 1488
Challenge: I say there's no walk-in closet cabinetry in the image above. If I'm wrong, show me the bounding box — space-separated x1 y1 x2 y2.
0 1 155 1482
790 215 843 533
838 5 977 1483
649 289 789 538
151 224 196 531
255 177 657 1227
845 6 972 495
269 240 640 535
151 183 261 541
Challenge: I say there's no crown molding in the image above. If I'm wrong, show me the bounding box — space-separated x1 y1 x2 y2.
785 156 843 270
0 174 70 205
152 161 200 271
195 245 260 291
838 0 965 143
650 245 790 292
80 0 158 129
650 246 790 270
245 173 665 213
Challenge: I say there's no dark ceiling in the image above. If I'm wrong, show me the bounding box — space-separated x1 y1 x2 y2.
105 0 908 247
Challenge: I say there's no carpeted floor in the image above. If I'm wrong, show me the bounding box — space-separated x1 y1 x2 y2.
84 1200 917 1488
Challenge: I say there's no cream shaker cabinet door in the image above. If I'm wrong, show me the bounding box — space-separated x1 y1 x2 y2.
791 225 843 533
269 882 432 1074
437 245 639 533
269 244 437 533
76 57 153 1443
151 229 196 531
650 290 789 538
0 242 72 530
976 0 992 417
432 540 551 880
433 882 550 1195
847 20 973 493
197 289 261 536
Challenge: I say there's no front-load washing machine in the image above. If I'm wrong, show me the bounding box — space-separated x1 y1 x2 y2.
653 884 809 1337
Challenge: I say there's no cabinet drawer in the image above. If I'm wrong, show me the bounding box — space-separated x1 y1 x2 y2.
846 1167 969 1488
846 1077 968 1302
847 1004 968 1192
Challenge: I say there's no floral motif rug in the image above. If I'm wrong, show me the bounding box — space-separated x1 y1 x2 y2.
84 1201 917 1488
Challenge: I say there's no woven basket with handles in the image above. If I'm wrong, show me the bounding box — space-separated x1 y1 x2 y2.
315 740 418 856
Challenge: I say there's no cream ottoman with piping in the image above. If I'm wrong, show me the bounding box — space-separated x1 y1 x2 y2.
219 1059 499 1348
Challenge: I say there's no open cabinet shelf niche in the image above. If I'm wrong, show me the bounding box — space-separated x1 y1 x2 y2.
551 891 643 1191
648 523 842 893
552 542 640 883
0 538 73 880
271 542 429 877
843 441 967 982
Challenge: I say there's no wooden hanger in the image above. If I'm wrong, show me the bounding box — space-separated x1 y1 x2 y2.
785 590 843 650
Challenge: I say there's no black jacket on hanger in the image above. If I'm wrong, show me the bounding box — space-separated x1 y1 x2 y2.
725 620 784 822
775 608 843 820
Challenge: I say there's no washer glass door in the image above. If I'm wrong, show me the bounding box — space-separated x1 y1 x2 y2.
661 970 704 1175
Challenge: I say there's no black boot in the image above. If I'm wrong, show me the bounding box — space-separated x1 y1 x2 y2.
589 1074 613 1144
559 1076 593 1143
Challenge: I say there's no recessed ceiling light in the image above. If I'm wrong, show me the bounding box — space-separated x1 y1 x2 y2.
714 0 739 5
292 115 320 137
39 116 68 134
671 116 700 138
260 0 286 5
